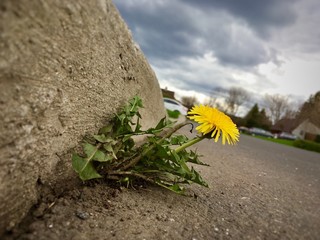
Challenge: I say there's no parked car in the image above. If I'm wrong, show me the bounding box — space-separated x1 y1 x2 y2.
238 126 250 134
275 132 297 140
249 127 274 138
163 98 188 115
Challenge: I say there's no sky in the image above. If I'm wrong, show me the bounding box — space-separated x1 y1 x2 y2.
113 0 320 115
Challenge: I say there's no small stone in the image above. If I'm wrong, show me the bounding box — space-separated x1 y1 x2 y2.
75 210 89 220
64 221 71 227
241 197 249 200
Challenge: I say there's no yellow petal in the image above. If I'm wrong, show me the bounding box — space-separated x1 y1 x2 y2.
187 105 239 145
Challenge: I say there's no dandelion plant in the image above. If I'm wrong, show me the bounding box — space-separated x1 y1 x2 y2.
72 96 239 194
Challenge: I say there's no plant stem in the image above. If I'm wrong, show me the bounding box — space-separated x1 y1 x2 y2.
108 171 155 184
174 136 205 153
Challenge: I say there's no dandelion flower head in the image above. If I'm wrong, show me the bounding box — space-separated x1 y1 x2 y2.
188 105 239 145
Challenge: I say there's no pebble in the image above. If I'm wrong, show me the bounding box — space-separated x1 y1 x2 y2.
75 210 89 220
64 221 71 227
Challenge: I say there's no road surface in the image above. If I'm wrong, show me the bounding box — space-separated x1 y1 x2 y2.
4 131 320 240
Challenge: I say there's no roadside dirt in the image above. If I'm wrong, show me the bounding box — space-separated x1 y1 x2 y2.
3 128 320 240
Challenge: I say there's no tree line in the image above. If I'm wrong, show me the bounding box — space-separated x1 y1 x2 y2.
181 88 320 132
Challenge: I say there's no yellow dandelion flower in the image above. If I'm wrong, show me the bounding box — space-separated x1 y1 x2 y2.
188 105 239 145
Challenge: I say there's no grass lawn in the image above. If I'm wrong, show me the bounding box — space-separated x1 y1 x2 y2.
243 134 295 147
166 109 180 119
242 133 320 153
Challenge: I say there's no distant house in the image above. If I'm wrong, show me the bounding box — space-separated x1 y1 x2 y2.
271 118 298 134
292 119 320 141
161 87 175 99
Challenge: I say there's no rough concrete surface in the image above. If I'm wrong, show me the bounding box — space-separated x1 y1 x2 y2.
0 0 165 234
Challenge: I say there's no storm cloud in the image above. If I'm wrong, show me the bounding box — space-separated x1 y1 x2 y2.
114 0 280 67
114 0 320 111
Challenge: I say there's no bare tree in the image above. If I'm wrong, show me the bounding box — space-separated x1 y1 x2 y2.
181 96 198 110
264 94 289 124
204 97 223 110
225 87 250 115
283 101 300 119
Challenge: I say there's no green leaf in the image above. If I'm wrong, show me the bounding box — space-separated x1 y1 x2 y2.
125 138 135 151
103 143 118 159
190 167 209 187
72 154 86 173
83 143 97 157
84 143 112 162
171 151 191 174
117 113 127 125
185 150 209 166
129 96 143 110
93 134 114 143
155 181 185 194
94 149 113 162
144 117 172 134
155 144 170 158
79 162 102 180
134 117 142 133
155 116 167 130
72 154 102 180
99 125 113 135
170 135 189 145
93 149 105 162
103 143 113 152
123 135 133 142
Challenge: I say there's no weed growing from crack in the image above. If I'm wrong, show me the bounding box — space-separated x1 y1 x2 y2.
72 96 239 194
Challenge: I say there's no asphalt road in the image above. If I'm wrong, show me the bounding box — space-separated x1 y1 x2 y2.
187 130 320 239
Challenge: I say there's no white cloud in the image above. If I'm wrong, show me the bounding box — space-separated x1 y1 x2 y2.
259 59 320 100
114 0 320 115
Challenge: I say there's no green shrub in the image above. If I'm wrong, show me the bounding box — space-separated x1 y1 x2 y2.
167 109 180 119
293 139 320 153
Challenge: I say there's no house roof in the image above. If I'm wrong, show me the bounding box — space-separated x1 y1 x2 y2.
161 88 175 100
272 118 299 133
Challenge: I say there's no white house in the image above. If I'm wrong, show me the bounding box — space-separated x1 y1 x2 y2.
292 119 320 140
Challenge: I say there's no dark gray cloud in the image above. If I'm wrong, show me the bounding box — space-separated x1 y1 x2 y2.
113 0 320 106
114 0 290 68
114 1 200 60
184 0 298 37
